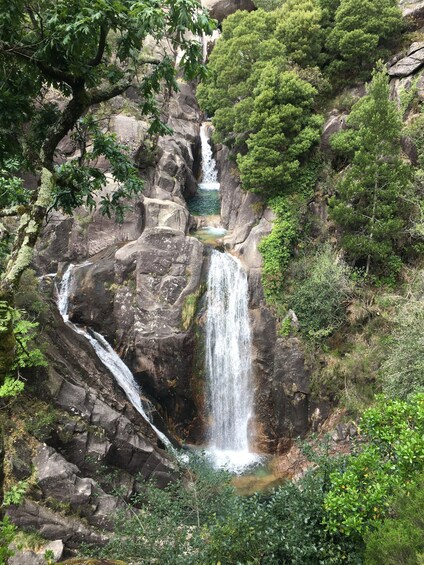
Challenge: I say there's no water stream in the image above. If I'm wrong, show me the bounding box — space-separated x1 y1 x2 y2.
57 264 170 448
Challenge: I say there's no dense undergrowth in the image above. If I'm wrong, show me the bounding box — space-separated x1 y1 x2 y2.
79 394 423 564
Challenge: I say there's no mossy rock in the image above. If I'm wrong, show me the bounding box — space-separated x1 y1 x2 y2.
59 560 127 565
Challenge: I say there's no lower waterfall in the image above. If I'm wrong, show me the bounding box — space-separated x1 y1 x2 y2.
57 264 170 448
206 250 259 471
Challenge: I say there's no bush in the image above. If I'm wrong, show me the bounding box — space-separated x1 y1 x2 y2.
289 246 353 340
381 298 424 399
364 473 424 565
259 195 302 305
324 394 424 536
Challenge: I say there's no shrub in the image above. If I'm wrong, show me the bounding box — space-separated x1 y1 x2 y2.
364 473 424 565
381 298 424 399
324 394 424 536
289 246 353 340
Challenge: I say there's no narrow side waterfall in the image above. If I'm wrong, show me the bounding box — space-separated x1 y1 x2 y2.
206 251 259 471
57 264 170 448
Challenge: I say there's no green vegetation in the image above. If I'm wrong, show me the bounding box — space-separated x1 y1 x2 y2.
381 296 424 399
0 516 16 564
237 68 324 197
364 474 424 565
330 66 411 279
326 0 403 80
81 394 424 564
324 394 424 536
289 246 352 340
259 195 302 303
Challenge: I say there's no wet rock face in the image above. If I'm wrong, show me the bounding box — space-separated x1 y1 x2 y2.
250 308 313 453
66 226 207 439
34 77 207 446
114 227 207 436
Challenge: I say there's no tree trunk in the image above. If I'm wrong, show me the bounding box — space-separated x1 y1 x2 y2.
0 168 54 384
366 170 379 277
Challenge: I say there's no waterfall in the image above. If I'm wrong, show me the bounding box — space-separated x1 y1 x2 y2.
206 250 259 471
57 264 170 448
199 124 220 191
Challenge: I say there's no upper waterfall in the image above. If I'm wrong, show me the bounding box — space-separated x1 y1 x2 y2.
188 122 222 221
206 250 259 471
199 123 219 190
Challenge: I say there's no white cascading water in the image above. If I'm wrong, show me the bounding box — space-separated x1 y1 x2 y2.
199 124 220 191
206 251 259 471
57 264 170 448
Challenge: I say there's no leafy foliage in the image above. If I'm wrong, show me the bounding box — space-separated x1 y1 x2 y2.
364 473 424 565
54 117 144 222
196 9 281 146
238 67 323 196
90 454 236 564
326 0 402 80
275 0 325 67
258 159 321 307
324 395 424 536
259 195 303 304
3 480 29 507
0 303 46 399
0 516 16 563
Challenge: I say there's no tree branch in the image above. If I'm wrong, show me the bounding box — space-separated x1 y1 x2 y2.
89 24 108 67
0 41 80 88
88 74 135 105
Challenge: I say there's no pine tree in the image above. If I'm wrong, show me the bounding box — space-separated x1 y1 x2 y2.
330 65 411 278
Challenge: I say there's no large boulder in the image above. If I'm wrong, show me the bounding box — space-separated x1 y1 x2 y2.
34 82 202 272
113 228 207 437
400 0 424 24
6 501 107 550
321 110 348 153
388 42 424 78
63 226 207 442
202 0 256 22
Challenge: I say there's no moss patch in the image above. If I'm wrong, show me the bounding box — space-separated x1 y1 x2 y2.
181 285 205 331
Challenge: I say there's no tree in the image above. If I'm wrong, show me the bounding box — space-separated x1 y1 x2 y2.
196 8 281 147
275 0 325 67
364 473 424 565
326 0 402 79
237 66 323 196
330 66 411 278
0 0 214 376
